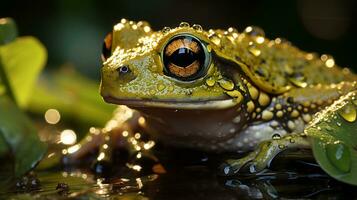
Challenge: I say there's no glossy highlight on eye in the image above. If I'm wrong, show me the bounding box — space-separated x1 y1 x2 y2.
164 38 200 57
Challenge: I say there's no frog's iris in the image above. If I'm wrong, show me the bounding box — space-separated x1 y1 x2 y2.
162 34 210 81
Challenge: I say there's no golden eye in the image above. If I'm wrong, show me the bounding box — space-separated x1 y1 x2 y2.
162 35 210 81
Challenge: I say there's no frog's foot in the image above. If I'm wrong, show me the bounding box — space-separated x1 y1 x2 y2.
62 127 104 164
62 125 132 164
220 133 311 176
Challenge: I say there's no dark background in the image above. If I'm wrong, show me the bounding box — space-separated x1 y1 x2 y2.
1 0 356 79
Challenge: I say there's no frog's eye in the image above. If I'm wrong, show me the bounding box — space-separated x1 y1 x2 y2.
162 35 210 81
101 32 113 62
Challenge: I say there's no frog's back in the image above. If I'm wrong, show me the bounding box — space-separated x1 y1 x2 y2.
213 26 357 94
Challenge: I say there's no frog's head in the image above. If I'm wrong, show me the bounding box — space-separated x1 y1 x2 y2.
100 19 271 110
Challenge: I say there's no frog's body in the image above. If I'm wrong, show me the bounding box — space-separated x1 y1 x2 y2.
67 19 357 174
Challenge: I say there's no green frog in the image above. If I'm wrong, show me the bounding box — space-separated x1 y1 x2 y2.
66 19 357 175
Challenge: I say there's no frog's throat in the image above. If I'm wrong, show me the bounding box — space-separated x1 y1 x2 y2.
103 96 238 110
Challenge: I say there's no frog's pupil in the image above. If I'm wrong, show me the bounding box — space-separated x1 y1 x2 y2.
170 48 198 67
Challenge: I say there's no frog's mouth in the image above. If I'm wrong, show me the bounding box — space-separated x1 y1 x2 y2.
103 96 238 110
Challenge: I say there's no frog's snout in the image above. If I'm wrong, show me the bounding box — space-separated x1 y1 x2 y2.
116 65 136 83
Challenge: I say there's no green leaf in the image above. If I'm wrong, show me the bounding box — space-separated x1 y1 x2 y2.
0 95 47 177
0 18 18 45
305 90 357 185
0 37 47 107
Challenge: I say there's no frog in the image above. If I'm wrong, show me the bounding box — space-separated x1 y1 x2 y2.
65 19 357 175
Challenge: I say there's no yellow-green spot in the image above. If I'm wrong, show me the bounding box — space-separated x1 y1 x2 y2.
226 90 243 104
248 85 259 100
205 77 216 87
247 101 255 113
258 92 270 107
218 79 234 91
290 109 300 118
337 103 356 123
207 44 212 52
325 143 351 173
225 90 241 98
149 89 156 95
168 85 174 92
157 84 165 91
261 110 273 121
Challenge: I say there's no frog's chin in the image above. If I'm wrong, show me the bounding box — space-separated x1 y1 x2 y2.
103 96 238 110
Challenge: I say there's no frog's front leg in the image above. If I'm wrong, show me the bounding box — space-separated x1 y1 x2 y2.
63 106 140 168
221 133 310 175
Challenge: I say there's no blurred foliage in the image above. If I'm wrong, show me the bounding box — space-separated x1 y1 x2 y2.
0 18 47 177
28 67 115 128
0 37 46 107
0 18 17 45
0 96 47 177
0 16 113 180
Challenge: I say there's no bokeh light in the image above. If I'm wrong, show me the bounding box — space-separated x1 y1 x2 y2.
60 129 77 145
44 109 61 124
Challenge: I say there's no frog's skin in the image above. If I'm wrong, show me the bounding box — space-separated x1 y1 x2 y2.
66 19 357 175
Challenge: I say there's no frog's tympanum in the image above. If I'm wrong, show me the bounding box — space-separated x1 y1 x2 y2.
67 19 357 176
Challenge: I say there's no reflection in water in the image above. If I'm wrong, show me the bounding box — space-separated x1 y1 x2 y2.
0 144 356 199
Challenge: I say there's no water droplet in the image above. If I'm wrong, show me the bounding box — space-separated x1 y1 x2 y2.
305 53 315 60
179 22 190 28
289 138 295 143
338 103 356 122
255 36 265 44
248 47 261 56
192 24 203 31
244 26 265 37
205 77 216 87
209 34 221 45
325 143 351 173
249 164 257 173
227 27 238 33
218 79 235 91
223 166 231 175
278 144 285 149
272 134 281 140
274 37 290 45
161 26 171 34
